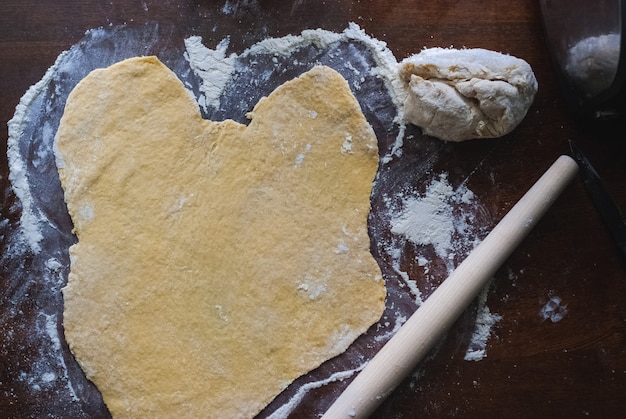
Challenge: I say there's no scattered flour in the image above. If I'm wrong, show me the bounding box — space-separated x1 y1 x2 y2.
221 0 260 16
6 54 68 253
266 365 364 419
540 295 568 322
464 286 502 361
389 173 480 273
374 314 408 343
390 174 458 259
184 36 236 112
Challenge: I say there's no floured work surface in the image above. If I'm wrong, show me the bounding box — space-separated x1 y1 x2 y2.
56 56 385 418
4 23 492 418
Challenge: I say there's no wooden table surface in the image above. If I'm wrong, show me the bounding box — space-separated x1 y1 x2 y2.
1 1 625 418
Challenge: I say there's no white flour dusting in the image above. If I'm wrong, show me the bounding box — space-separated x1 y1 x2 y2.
221 0 260 16
266 365 364 419
540 295 568 322
391 174 459 260
184 36 236 112
6 52 70 253
464 286 502 361
389 173 481 275
244 23 404 103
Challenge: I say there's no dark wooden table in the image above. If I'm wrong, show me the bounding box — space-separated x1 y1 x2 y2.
2 1 625 418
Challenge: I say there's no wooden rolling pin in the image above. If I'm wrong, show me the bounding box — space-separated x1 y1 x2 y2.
322 155 579 419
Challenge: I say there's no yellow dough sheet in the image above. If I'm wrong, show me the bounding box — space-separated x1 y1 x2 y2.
56 56 386 418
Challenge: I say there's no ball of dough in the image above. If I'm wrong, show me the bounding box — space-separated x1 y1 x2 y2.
399 47 538 142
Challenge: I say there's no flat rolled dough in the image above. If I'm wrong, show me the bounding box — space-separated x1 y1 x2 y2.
56 57 385 417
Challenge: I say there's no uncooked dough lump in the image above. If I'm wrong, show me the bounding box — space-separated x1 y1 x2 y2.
56 57 385 418
399 47 538 142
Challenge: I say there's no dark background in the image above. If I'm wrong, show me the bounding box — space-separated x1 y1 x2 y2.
1 1 625 418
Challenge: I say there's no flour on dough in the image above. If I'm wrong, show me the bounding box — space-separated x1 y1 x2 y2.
399 47 538 142
56 57 385 418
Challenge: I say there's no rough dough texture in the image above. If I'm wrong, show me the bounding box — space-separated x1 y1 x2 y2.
399 47 538 142
56 57 385 418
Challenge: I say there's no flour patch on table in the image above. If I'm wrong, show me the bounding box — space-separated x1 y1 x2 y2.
540 295 568 323
6 55 65 254
464 286 502 361
184 36 236 112
383 173 500 361
390 174 482 274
